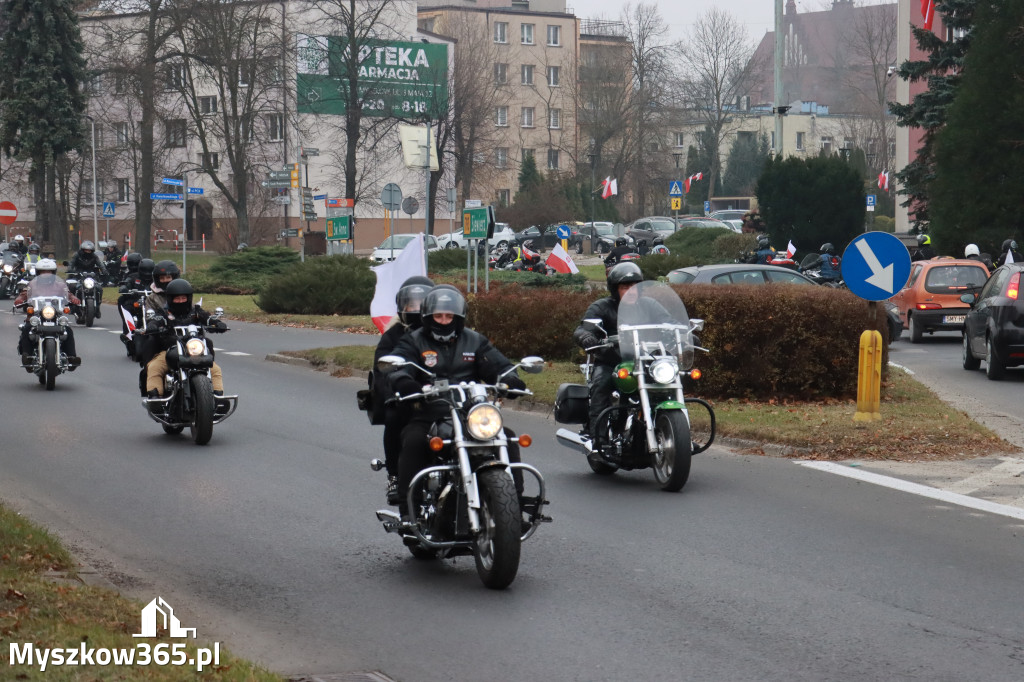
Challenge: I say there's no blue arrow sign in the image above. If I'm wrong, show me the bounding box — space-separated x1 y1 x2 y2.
313 194 327 201
187 187 204 195
150 192 183 201
668 181 684 197
102 202 115 218
841 231 912 302
162 177 183 186
556 224 570 239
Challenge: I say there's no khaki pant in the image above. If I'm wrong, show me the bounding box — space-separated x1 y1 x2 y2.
147 351 223 394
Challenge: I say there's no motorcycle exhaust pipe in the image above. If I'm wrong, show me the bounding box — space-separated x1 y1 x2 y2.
556 428 592 455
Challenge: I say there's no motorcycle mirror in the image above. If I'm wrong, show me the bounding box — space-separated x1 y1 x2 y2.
690 319 705 333
582 318 605 334
62 260 69 267
214 307 224 315
145 309 157 320
376 354 407 373
518 356 545 374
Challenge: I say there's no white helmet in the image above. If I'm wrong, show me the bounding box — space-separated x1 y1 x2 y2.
97 240 108 249
36 258 57 273
964 243 980 258
13 234 24 243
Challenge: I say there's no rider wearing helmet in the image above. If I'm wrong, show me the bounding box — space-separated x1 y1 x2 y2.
102 239 122 272
650 236 670 255
122 252 143 282
13 258 81 367
144 260 180 317
912 233 936 261
25 243 42 265
10 234 27 255
69 239 107 275
388 285 528 517
604 236 634 266
996 239 1023 268
141 278 227 400
753 235 776 265
573 262 645 440
818 243 842 282
963 243 993 270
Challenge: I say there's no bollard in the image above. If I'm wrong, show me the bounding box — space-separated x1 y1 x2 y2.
854 329 883 421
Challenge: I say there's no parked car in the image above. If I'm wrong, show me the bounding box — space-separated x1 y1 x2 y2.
960 263 1024 379
889 257 990 343
513 223 581 251
435 223 517 255
676 217 736 232
576 222 633 254
370 234 440 263
625 216 677 245
667 263 817 286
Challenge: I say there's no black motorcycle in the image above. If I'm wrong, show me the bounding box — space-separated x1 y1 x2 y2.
103 256 123 286
0 251 24 299
63 266 104 327
16 292 77 390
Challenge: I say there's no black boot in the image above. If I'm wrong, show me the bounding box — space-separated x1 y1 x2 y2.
67 356 81 370
21 353 34 366
147 389 160 399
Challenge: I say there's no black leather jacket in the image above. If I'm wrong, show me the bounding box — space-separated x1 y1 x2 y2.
573 295 620 366
604 246 633 266
69 251 106 274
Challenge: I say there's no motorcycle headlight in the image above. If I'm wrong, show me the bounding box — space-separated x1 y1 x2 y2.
28 267 35 276
83 277 95 289
466 403 503 441
649 358 679 385
29 316 40 327
2 264 11 273
42 305 57 321
185 338 206 356
58 316 69 327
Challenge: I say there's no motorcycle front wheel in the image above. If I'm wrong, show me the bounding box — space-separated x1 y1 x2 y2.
43 339 57 391
189 375 215 445
85 298 95 327
473 468 521 590
652 411 692 492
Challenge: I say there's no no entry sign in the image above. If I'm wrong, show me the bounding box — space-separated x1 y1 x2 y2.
0 201 17 224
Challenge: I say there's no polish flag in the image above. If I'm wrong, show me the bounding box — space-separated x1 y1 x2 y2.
545 243 580 274
786 241 796 259
878 170 889 191
921 0 935 30
369 233 427 333
601 177 618 199
685 172 703 193
1007 249 1015 265
120 306 137 339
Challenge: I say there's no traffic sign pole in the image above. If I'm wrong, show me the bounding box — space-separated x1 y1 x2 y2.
182 172 188 274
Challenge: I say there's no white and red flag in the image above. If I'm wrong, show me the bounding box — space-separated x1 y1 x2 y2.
545 243 580 274
120 306 137 339
786 241 797 259
921 0 935 30
600 177 618 199
369 233 427 333
685 172 703 193
878 170 890 191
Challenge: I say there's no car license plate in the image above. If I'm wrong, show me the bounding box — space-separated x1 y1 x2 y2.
943 315 966 324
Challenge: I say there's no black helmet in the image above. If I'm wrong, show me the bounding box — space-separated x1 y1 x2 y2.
138 258 156 283
615 236 627 247
757 235 770 249
1003 239 1019 252
28 243 40 254
80 240 95 254
152 260 180 291
607 261 644 299
652 236 664 246
421 284 467 343
821 243 835 255
125 252 142 271
917 233 931 246
396 275 435 328
164 278 194 318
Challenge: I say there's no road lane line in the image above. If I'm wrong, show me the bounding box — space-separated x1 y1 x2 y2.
944 457 1024 495
795 461 1024 522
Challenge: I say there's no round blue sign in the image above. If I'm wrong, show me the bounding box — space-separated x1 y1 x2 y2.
841 231 912 302
556 224 571 239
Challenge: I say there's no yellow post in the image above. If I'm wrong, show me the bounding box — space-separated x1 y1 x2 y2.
853 329 883 421
561 238 568 253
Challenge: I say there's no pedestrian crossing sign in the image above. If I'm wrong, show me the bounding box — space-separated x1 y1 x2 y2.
668 181 684 197
102 202 115 218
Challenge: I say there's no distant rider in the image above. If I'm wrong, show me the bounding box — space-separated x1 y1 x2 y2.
964 244 993 271
912 233 936 261
995 239 1023 267
13 258 81 367
650 236 670 255
24 243 42 266
817 243 842 282
604 237 634 267
753 235 776 265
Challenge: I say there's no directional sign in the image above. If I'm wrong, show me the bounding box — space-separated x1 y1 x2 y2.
841 231 912 302
282 228 300 237
102 202 116 218
326 216 350 240
263 180 292 189
313 194 327 201
0 201 17 224
556 224 571 240
268 170 291 180
150 193 183 201
669 181 684 197
704 201 711 215
188 187 204 195
162 177 183 186
301 147 320 157
463 207 489 240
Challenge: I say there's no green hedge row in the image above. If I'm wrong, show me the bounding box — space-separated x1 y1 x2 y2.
190 246 300 294
256 254 375 314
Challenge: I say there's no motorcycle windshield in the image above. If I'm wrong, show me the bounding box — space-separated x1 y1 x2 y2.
2 251 21 266
617 280 695 368
27 274 70 298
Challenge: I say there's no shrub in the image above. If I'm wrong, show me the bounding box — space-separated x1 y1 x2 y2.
256 254 375 314
873 215 895 233
190 246 301 294
427 247 476 272
664 226 734 259
637 252 699 279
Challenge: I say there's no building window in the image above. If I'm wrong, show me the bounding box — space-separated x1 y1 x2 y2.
114 122 130 147
521 107 534 128
842 137 855 149
548 108 561 129
113 75 127 95
888 139 896 156
796 132 805 150
201 152 220 170
547 148 559 170
166 119 187 147
547 25 561 46
521 64 534 85
238 59 253 87
547 65 560 87
116 178 130 203
820 136 833 154
268 113 284 141
521 23 534 45
85 74 103 95
521 148 534 162
494 62 507 84
674 132 685 148
498 189 510 207
199 96 217 114
496 147 508 168
495 106 508 127
494 22 508 43
166 63 186 90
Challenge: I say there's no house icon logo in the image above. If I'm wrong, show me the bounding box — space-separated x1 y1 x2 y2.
133 597 197 638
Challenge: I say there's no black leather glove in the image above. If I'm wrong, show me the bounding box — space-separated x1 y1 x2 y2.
504 375 526 391
392 375 421 397
209 319 228 332
579 332 600 349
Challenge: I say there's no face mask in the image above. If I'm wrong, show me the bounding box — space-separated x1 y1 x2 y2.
429 318 458 342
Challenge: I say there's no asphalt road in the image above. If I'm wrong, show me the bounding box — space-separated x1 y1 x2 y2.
2 306 1023 681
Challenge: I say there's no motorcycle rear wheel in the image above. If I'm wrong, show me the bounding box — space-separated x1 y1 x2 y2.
43 339 57 391
473 468 521 590
652 411 692 492
190 375 215 445
85 298 95 328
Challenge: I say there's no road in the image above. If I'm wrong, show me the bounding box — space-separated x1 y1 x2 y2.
1 307 1023 681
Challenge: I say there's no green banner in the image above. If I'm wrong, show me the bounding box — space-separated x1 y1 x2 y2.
326 216 350 240
297 36 448 118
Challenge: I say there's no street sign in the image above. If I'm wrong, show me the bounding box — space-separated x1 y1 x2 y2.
381 183 402 211
162 177 183 186
303 212 318 221
866 194 876 213
446 188 457 212
313 194 327 201
268 170 291 180
301 147 320 157
301 187 313 197
556 224 571 240
272 196 291 205
841 231 912 302
102 202 115 218
282 228 300 237
669 181 684 197
402 196 419 215
263 180 292 189
465 199 482 208
326 216 351 240
671 197 682 211
150 193 183 201
704 201 711 215
0 201 17 224
463 207 489 240
188 187 204 195
327 197 354 208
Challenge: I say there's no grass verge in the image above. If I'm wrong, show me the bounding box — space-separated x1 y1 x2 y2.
281 346 1014 461
0 504 281 681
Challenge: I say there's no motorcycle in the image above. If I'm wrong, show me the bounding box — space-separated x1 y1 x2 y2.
15 293 77 390
103 256 123 286
799 253 844 286
371 354 551 590
555 280 715 491
141 308 238 445
0 251 24 299
63 266 104 327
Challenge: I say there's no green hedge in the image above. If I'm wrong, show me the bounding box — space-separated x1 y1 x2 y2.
467 285 594 361
189 246 300 294
256 254 375 315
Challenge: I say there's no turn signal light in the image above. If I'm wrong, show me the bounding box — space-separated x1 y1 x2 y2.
25 306 33 314
690 368 702 380
428 436 444 452
1006 272 1020 300
133 301 140 308
518 434 532 448
616 368 631 379
63 307 70 314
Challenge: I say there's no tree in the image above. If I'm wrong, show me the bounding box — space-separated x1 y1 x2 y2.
517 153 541 195
0 0 87 256
756 155 865 252
930 1 1024 256
890 0 977 230
721 132 770 196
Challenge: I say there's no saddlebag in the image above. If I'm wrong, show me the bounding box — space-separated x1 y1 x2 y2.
554 383 590 424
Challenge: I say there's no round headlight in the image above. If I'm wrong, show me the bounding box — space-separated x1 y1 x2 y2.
58 316 69 327
466 404 503 441
185 338 205 356
42 305 56 321
2 264 12 273
83 277 95 288
650 358 678 384
29 316 40 327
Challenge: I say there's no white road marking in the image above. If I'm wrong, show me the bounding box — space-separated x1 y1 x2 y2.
887 362 915 375
220 351 250 356
795 461 1024 522
945 457 1024 495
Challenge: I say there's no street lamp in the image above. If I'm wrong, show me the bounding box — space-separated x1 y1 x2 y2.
85 115 98 249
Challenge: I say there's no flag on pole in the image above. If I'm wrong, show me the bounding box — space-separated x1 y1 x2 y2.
685 172 703 193
786 241 796 259
921 0 935 30
120 306 137 340
878 170 890 191
545 243 580 274
600 177 618 199
369 234 427 332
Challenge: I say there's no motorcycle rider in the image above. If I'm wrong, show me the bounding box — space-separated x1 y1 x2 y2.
964 244 993 270
650 236 670 255
387 285 528 518
572 262 645 443
24 243 42 266
144 260 180 315
103 240 123 282
68 240 107 317
912 233 936 261
369 275 434 504
13 258 81 367
604 236 634 266
752 235 776 264
817 243 842 282
996 239 1023 267
9 234 27 255
120 252 143 287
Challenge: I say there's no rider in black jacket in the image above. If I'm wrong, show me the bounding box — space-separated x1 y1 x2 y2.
388 285 526 516
604 237 634 267
68 240 107 318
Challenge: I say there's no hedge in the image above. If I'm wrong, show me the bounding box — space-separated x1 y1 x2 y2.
256 254 375 314
189 245 300 294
